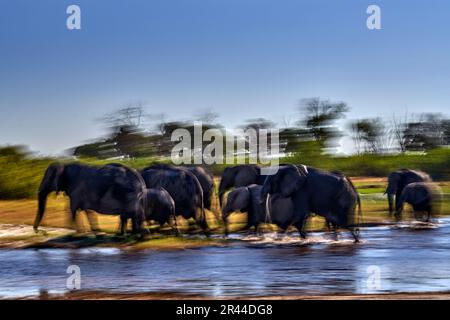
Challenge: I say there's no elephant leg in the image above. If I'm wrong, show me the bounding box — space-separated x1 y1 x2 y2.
252 225 260 236
324 216 338 240
332 225 339 241
255 224 262 237
196 212 210 237
326 221 339 241
336 210 359 243
294 216 308 239
394 209 402 222
273 228 284 240
350 229 360 243
170 216 180 236
395 191 402 217
242 223 253 234
325 220 333 232
130 216 141 234
70 203 83 233
422 204 432 222
347 218 359 243
333 231 339 241
118 216 127 235
85 210 100 232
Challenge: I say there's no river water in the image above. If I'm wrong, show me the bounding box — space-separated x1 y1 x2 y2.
1 219 450 298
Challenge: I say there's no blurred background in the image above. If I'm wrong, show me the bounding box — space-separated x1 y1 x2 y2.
0 0 449 202
1 0 450 299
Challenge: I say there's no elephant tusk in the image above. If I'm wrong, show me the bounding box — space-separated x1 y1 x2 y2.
265 194 272 224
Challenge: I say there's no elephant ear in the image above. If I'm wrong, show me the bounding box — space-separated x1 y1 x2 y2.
40 163 64 193
386 172 401 194
146 188 158 203
232 187 251 211
279 165 305 197
413 185 431 205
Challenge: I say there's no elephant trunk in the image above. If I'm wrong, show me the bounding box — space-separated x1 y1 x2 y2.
221 204 231 236
223 215 229 236
218 191 225 209
395 195 404 218
34 190 49 232
218 179 228 208
218 173 232 208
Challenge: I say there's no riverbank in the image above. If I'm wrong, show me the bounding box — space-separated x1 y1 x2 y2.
13 290 450 300
0 224 232 250
0 212 443 250
0 177 448 250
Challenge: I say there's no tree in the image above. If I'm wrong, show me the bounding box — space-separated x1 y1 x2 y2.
74 103 157 159
350 118 386 154
278 127 311 156
390 113 408 153
297 98 349 152
101 103 146 128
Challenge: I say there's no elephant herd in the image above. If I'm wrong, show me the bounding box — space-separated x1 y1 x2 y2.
33 162 442 243
34 163 213 236
385 169 441 221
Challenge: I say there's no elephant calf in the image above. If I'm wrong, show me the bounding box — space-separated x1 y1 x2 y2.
141 164 208 234
222 184 266 235
222 184 295 236
218 165 268 207
385 169 432 217
120 187 177 235
397 182 441 221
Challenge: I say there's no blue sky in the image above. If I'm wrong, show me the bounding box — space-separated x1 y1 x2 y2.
1 0 449 155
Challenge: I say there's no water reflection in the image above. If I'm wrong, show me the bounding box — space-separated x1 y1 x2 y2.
0 219 449 298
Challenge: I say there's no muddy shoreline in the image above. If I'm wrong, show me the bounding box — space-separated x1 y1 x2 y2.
0 221 400 250
13 290 450 300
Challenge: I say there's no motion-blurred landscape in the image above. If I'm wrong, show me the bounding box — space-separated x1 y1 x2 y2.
1 100 449 240
1 99 449 200
1 0 450 300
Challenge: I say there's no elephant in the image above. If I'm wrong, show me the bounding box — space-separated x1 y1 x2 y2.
140 164 208 234
261 165 362 242
396 182 442 221
183 165 215 211
385 169 432 217
222 184 268 235
218 165 267 207
222 183 334 237
34 162 147 235
120 187 177 235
